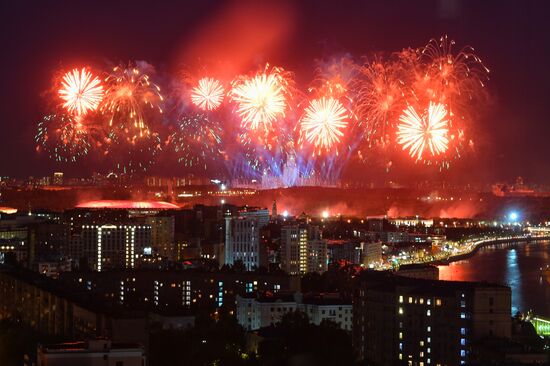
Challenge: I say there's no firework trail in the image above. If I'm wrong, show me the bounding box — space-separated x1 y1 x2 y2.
103 130 162 175
35 114 91 163
100 63 164 142
168 113 223 171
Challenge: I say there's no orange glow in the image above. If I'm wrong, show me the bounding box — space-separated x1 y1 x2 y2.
0 207 17 214
76 200 179 209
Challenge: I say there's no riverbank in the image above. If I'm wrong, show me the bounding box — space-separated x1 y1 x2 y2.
430 235 550 265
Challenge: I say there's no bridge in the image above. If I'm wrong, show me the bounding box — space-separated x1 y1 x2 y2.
530 316 550 337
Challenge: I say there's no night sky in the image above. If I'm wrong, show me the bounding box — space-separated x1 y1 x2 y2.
1 0 549 184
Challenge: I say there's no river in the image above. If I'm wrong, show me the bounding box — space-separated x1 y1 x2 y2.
438 240 550 318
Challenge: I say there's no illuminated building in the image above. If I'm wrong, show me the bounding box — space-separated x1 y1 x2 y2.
224 209 270 270
237 292 298 331
328 240 362 265
82 224 151 271
362 241 382 267
353 272 511 366
37 340 145 366
280 224 327 275
60 269 295 313
236 292 351 331
144 216 175 259
390 217 434 228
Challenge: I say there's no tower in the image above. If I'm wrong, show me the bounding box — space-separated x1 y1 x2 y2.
272 200 277 218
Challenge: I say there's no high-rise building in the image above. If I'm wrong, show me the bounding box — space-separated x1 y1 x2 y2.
82 224 151 271
280 224 327 275
361 241 382 267
224 209 270 270
353 272 512 366
145 216 175 259
271 200 277 218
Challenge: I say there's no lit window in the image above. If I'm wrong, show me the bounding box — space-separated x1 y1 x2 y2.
408 297 413 304
460 350 466 357
427 348 431 353
461 328 466 335
420 341 424 346
427 309 431 316
427 326 431 332
427 337 431 343
427 299 431 305
436 299 442 306
399 295 404 303
460 313 466 319
399 332 403 339
399 307 404 315
399 353 403 360
461 338 466 346
420 298 424 304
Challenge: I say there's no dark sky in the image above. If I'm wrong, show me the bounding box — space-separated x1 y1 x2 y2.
1 0 549 184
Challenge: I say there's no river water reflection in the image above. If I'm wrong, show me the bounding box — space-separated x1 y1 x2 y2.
438 240 550 317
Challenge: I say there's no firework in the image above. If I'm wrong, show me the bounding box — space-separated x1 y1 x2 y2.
229 65 293 133
190 77 225 111
100 64 163 142
104 130 162 175
35 114 91 163
300 97 348 152
169 113 223 170
396 102 449 161
421 35 489 99
311 56 358 99
59 68 104 116
355 59 405 145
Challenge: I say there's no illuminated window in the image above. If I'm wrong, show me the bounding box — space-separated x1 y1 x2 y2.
427 348 431 353
427 299 431 305
399 353 403 360
427 337 431 343
427 326 431 332
419 341 424 346
461 338 466 346
399 295 404 303
461 328 466 335
460 350 466 357
427 309 431 316
436 299 442 306
399 307 404 315
408 297 413 304
460 313 466 319
399 332 403 339
420 298 424 304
